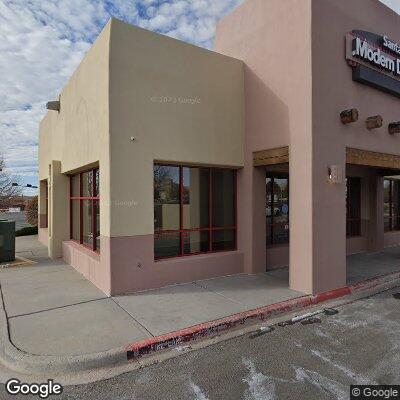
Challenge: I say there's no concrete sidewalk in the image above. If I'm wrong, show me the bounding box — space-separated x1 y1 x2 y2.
2 236 400 359
0 236 303 357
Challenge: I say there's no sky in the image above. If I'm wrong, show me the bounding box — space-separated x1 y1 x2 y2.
0 0 399 195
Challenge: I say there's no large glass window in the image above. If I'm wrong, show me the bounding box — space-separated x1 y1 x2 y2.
70 168 100 252
384 179 400 232
154 165 236 260
346 177 361 237
266 175 289 246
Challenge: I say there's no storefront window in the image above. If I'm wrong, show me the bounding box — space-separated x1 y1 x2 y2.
154 165 236 260
384 179 400 232
70 168 100 252
266 175 289 246
346 177 361 237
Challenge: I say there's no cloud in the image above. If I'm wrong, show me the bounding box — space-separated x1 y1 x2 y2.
0 0 398 193
0 0 243 191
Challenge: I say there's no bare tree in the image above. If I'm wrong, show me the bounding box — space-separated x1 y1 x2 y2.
0 154 22 210
25 196 38 226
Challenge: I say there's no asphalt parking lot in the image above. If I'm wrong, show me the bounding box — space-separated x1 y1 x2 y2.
1 286 399 400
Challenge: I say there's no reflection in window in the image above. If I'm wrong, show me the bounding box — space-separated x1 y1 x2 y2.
95 201 100 250
154 165 236 260
346 177 361 237
384 179 400 232
72 201 80 241
154 165 180 231
82 200 93 247
266 175 289 246
154 232 181 259
212 169 235 228
70 168 100 252
183 167 209 230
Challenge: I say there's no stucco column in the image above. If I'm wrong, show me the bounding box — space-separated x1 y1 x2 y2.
367 172 384 252
238 161 266 275
290 144 347 294
48 160 70 258
289 145 314 294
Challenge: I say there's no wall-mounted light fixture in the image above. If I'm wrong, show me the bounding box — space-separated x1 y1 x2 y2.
46 101 60 112
388 122 400 135
366 115 383 130
340 108 358 124
327 165 343 184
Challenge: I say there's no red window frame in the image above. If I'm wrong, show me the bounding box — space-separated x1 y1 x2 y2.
69 168 100 253
154 165 237 260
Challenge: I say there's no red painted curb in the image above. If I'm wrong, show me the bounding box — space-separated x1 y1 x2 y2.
126 294 312 359
310 286 351 304
125 270 400 361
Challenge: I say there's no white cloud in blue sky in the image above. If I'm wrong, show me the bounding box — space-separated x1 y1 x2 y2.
0 0 399 194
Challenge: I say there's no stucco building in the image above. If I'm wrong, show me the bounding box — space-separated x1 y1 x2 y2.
39 0 400 296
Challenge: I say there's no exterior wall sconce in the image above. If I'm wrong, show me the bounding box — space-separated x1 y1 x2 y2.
46 101 60 112
327 165 343 184
366 115 383 130
340 108 358 124
388 122 400 135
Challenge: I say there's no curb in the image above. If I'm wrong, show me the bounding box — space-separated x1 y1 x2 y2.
0 271 399 375
125 271 400 360
0 284 128 375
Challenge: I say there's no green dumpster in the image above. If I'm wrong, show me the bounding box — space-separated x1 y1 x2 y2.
0 220 15 262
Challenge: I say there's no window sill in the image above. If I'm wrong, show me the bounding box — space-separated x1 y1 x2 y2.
155 249 239 263
67 240 100 258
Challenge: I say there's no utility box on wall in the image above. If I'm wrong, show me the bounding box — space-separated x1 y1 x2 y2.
0 220 15 262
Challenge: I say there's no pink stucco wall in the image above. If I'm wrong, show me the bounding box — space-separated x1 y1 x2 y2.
63 234 243 295
105 235 244 295
215 0 314 293
38 227 48 247
62 239 111 295
214 0 400 294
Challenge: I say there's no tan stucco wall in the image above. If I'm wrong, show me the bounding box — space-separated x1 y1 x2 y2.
38 21 112 293
108 19 245 237
39 21 111 237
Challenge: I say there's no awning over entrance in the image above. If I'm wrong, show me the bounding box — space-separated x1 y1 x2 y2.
253 146 289 166
254 147 400 170
346 148 400 169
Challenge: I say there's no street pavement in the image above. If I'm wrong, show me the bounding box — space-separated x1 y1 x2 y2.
1 287 399 400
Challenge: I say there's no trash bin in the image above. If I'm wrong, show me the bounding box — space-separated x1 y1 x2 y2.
0 220 15 262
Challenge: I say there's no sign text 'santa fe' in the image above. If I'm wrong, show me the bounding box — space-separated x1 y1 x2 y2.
352 36 400 75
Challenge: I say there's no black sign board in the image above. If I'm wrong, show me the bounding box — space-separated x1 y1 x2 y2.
346 30 400 98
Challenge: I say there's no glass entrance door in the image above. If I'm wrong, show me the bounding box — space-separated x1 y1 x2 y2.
266 175 289 246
